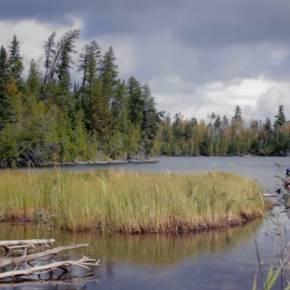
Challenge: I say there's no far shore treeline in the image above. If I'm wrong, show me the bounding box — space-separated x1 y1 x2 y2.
0 30 289 166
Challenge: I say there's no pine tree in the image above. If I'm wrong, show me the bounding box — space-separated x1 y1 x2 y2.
127 76 143 126
9 35 23 82
111 79 128 132
43 30 79 86
232 105 242 125
86 79 111 145
141 83 161 156
274 105 286 128
27 59 41 95
43 31 56 84
78 41 101 108
0 46 14 131
100 46 118 104
57 30 80 85
78 41 101 88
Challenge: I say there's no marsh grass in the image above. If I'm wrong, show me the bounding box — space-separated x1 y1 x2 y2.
0 169 269 233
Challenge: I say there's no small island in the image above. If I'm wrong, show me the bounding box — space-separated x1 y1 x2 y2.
0 169 271 234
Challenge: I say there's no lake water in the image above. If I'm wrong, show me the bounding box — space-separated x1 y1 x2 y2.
1 156 290 289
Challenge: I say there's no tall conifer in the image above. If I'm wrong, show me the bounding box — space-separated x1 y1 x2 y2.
0 46 13 130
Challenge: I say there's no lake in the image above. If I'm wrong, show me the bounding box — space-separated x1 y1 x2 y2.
1 156 289 289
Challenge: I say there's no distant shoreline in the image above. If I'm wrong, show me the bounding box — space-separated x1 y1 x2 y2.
0 158 159 168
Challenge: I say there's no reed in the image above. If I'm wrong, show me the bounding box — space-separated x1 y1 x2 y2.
0 168 270 233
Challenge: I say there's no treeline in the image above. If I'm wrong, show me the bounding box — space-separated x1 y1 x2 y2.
0 31 290 167
0 30 163 166
159 105 290 156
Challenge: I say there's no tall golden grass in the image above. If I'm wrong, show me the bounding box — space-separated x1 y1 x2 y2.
0 168 270 233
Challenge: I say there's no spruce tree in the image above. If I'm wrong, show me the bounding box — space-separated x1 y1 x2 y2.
78 41 101 109
100 46 118 104
0 46 13 131
127 76 143 127
43 31 56 84
111 79 127 132
141 83 161 156
9 35 23 82
27 58 41 95
86 79 111 145
56 29 80 84
274 105 286 128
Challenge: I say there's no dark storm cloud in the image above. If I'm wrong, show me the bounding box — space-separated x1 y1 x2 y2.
3 0 290 120
3 0 290 45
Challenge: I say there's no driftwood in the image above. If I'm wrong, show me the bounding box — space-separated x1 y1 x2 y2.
0 240 99 283
0 239 55 247
0 239 56 256
0 256 100 280
0 244 88 268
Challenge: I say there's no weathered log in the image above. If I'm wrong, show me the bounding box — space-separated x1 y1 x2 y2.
0 274 97 287
0 255 100 280
0 244 88 268
0 239 55 247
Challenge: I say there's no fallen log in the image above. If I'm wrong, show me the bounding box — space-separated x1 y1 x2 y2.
0 255 100 280
0 239 55 247
0 244 88 268
0 239 56 255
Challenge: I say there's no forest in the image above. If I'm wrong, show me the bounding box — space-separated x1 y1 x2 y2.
0 30 289 166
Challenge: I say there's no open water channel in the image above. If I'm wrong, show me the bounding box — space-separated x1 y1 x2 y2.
1 156 290 289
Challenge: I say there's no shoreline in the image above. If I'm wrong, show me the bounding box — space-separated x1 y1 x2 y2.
0 158 159 168
4 211 265 234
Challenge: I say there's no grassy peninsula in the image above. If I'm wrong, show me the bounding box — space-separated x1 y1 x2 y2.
0 169 270 233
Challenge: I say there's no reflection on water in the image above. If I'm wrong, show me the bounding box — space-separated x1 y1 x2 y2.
0 218 264 290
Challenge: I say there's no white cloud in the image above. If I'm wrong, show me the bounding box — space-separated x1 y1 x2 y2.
0 16 83 77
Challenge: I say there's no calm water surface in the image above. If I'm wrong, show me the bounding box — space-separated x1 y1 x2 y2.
2 156 290 289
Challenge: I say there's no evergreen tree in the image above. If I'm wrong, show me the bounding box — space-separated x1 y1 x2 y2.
57 30 80 85
100 46 118 104
78 41 101 88
43 31 56 84
9 35 23 82
86 79 111 145
264 117 272 133
43 30 79 86
127 76 144 127
78 41 101 108
274 105 286 128
232 105 242 125
200 133 211 156
0 46 14 131
27 59 41 95
111 79 127 132
141 83 161 156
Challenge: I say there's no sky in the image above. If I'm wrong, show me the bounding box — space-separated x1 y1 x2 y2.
1 0 290 124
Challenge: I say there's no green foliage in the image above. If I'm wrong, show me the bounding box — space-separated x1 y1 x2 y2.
1 30 290 166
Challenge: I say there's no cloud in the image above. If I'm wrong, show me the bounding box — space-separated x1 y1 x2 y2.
1 0 290 124
0 16 83 77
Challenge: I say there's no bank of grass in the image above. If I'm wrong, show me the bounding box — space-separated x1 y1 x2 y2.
0 169 271 233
